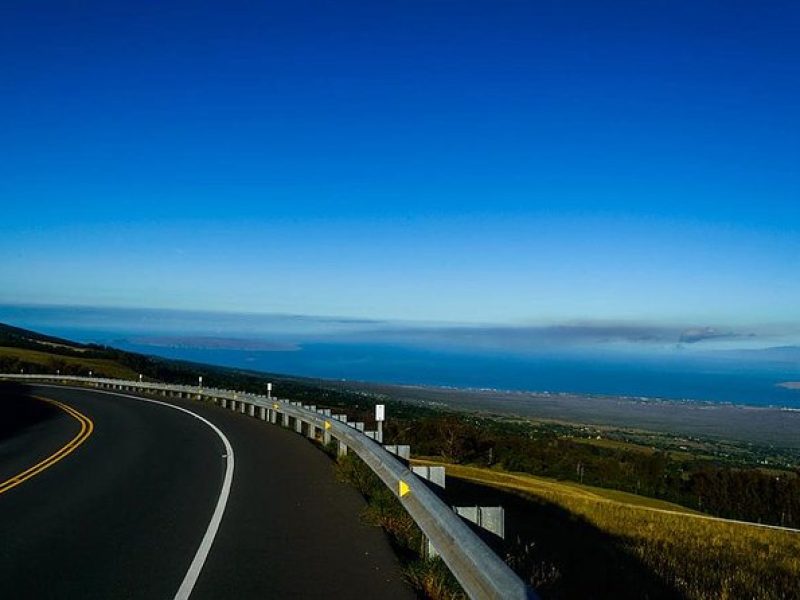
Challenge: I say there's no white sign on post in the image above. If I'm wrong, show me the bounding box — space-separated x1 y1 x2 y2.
375 404 385 422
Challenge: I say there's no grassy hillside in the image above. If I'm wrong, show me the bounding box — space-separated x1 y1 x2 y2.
0 322 92 352
414 458 702 513
416 459 800 599
0 347 138 379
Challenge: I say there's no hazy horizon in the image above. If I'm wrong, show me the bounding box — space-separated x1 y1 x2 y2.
3 302 800 355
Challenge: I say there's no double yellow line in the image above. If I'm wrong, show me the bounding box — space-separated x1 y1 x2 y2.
0 396 94 495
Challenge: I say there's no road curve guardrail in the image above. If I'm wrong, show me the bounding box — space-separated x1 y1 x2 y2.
2 374 537 599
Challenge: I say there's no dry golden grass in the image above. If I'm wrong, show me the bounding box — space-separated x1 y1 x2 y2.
415 459 800 599
414 458 700 512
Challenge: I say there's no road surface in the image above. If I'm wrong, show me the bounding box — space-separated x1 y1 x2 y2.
0 383 414 599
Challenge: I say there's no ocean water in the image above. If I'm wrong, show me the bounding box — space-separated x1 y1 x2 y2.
28 325 800 408
2 302 798 408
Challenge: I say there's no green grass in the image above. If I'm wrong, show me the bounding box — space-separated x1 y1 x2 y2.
570 436 658 454
569 435 710 462
0 346 139 380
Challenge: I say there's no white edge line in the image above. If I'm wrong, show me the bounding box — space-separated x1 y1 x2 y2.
35 385 234 600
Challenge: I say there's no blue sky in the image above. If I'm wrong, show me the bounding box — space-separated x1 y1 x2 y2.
1 1 798 331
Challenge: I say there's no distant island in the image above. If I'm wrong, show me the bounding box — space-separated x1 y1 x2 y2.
779 381 800 390
129 336 300 352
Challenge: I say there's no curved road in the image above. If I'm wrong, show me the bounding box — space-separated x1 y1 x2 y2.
0 384 414 599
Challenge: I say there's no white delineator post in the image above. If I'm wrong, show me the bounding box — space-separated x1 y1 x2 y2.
375 404 385 444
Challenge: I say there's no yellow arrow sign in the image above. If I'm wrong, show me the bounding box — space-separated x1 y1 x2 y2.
398 480 410 498
273 403 279 409
324 420 332 430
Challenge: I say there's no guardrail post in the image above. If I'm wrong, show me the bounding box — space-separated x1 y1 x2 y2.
412 465 447 489
384 445 411 460
259 406 266 420
424 536 439 559
453 506 505 540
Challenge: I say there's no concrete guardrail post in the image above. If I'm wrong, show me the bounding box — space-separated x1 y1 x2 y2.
337 439 348 457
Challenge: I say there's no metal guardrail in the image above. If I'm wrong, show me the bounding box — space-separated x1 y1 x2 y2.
3 374 536 599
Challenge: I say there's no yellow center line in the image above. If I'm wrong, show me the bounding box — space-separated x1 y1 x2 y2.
0 396 94 495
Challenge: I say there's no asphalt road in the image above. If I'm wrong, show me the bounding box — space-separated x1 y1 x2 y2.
0 384 414 599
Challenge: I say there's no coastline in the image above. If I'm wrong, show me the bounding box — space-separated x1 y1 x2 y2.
327 379 800 448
